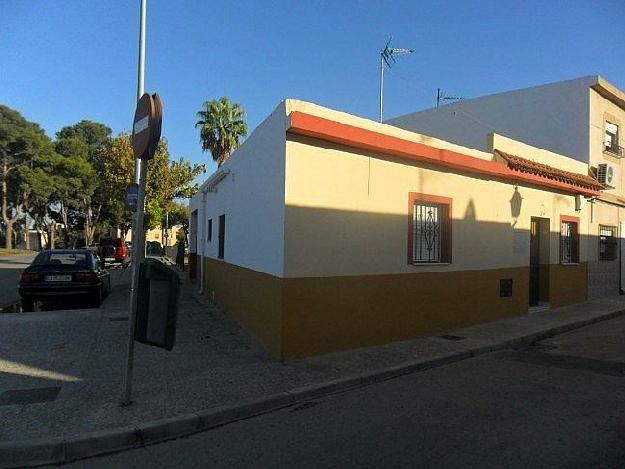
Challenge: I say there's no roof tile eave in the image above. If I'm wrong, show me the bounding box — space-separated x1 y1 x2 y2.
495 149 603 192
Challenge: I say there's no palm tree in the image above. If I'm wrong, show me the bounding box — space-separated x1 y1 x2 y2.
195 97 248 167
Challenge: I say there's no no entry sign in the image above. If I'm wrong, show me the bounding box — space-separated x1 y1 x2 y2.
149 93 163 157
132 93 154 159
132 93 163 160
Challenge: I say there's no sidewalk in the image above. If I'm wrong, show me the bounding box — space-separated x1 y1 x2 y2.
1 267 625 466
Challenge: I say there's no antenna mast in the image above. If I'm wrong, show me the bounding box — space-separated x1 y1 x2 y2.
436 88 464 107
379 38 413 122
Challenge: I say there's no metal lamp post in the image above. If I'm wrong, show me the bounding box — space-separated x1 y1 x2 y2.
122 0 148 406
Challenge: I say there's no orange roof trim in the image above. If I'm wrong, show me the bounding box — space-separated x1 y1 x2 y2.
287 111 601 197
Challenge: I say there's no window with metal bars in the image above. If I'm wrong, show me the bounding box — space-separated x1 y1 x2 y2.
599 225 618 261
560 219 579 263
604 121 622 156
408 193 451 264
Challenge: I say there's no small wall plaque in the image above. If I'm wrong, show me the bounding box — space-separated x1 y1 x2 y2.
500 278 513 297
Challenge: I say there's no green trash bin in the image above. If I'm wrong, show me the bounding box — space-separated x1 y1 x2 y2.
134 258 182 351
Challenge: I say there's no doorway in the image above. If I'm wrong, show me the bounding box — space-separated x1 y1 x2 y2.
189 209 198 279
619 221 625 294
529 217 550 308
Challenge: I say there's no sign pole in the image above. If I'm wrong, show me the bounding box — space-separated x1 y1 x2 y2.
122 163 147 405
122 0 148 406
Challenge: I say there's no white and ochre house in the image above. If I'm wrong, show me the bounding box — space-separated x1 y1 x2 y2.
388 75 625 300
189 99 603 359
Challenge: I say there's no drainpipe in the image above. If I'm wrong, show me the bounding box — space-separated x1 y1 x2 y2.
198 188 208 295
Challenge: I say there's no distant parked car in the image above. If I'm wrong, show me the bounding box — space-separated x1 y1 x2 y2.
97 237 130 265
146 241 164 256
18 249 111 311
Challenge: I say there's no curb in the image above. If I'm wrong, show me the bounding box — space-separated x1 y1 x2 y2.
2 307 624 468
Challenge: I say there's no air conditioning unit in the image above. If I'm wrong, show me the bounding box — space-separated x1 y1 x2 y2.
597 163 617 189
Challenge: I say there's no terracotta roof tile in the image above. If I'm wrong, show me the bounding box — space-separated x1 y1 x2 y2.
494 150 603 192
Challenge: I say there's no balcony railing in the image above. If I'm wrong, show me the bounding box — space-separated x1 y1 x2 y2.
605 143 624 157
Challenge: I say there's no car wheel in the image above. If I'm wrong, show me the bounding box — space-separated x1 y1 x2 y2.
21 297 35 312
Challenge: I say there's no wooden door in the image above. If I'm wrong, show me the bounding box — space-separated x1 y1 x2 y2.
529 219 540 306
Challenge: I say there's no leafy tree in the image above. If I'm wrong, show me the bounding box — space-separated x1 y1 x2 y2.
50 153 97 247
19 163 57 249
91 133 135 239
168 201 189 245
56 120 112 151
0 105 56 249
91 134 201 237
145 139 203 230
195 97 247 167
55 120 112 245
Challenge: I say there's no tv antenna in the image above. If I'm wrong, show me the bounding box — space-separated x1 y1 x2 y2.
379 37 414 122
436 88 464 107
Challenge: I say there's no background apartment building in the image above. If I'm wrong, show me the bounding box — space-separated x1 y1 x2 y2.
388 76 625 300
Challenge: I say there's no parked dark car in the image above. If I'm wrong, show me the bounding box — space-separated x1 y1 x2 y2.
18 249 111 311
97 237 130 265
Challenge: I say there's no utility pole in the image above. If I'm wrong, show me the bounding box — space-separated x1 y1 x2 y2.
379 38 413 122
122 0 147 406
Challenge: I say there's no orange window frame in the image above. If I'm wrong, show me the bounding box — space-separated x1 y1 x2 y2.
559 215 580 264
407 193 452 264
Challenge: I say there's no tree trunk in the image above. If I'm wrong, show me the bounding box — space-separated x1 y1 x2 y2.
60 204 69 247
44 207 55 249
1 161 15 249
37 227 44 251
24 217 30 250
5 221 13 249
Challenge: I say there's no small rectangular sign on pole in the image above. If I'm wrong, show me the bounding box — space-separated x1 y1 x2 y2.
126 183 139 212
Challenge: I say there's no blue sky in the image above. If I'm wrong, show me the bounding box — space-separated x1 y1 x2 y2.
2 0 624 175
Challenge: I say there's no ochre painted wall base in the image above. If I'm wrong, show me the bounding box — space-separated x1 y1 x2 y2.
281 267 529 359
201 259 590 360
549 263 588 308
203 258 283 357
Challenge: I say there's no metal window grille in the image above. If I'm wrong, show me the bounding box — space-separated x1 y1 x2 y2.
560 221 578 263
605 122 623 156
413 203 442 262
599 225 618 261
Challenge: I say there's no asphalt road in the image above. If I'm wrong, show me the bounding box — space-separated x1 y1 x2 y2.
62 315 625 469
0 254 36 308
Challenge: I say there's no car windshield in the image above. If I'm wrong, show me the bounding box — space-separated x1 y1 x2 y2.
34 252 90 267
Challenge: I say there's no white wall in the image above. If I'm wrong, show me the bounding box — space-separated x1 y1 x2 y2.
387 76 596 163
490 133 588 174
189 101 288 277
